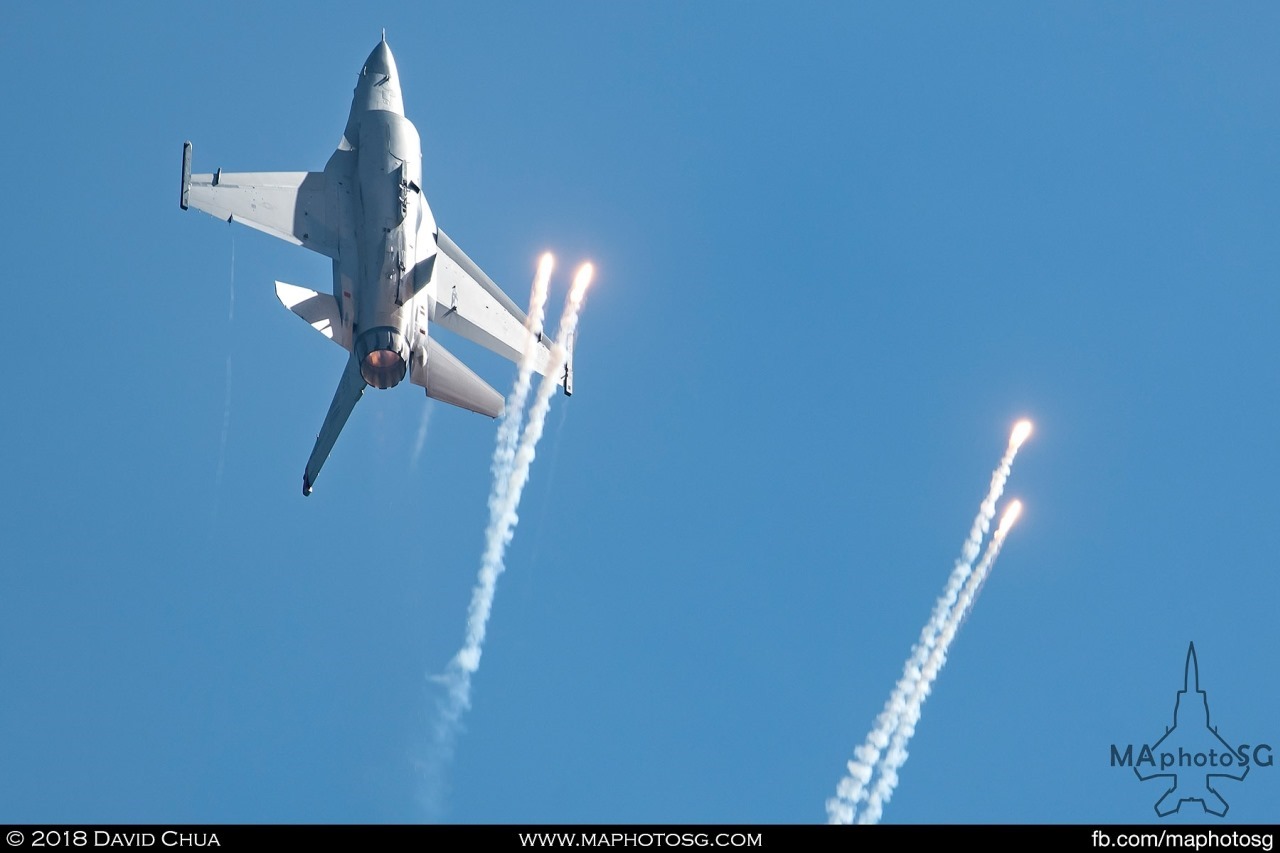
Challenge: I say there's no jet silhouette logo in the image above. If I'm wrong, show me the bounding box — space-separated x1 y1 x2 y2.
1109 643 1273 817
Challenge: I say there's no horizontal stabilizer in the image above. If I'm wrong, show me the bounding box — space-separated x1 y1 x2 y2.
275 282 351 350
410 337 504 418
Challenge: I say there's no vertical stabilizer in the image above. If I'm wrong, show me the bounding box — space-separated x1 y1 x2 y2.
303 356 367 495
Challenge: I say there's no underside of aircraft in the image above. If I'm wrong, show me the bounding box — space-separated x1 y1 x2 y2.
181 37 570 495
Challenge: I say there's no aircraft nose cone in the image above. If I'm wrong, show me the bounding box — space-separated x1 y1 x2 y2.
350 37 404 116
364 40 395 77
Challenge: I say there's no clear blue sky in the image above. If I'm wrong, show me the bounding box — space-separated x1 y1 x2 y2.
2 1 1277 824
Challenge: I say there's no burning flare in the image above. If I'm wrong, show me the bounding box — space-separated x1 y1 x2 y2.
827 419 1034 825
995 499 1022 539
1009 419 1033 451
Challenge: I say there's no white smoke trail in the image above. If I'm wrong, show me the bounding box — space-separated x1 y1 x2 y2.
502 263 593 533
410 401 435 471
227 232 236 322
438 263 591 697
826 420 1032 824
491 254 557 503
214 356 233 490
419 255 565 809
210 235 236 533
857 501 1023 824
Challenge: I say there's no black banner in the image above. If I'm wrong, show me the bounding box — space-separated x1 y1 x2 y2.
2 825 1278 851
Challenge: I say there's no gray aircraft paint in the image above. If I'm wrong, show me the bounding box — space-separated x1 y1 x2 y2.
182 38 567 495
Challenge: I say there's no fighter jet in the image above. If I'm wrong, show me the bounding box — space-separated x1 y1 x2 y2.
180 36 570 495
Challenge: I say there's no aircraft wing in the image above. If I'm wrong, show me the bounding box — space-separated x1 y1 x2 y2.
430 230 560 383
180 142 340 260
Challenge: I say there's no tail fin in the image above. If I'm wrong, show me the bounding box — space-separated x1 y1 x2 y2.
302 355 366 495
410 337 504 418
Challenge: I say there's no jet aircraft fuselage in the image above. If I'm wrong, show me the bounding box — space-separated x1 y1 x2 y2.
338 40 432 389
182 38 566 494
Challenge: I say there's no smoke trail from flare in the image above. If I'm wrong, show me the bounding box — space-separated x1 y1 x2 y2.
504 263 593 525
419 255 553 807
826 421 1032 825
445 257 564 687
858 501 1023 824
492 254 556 500
422 259 590 812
